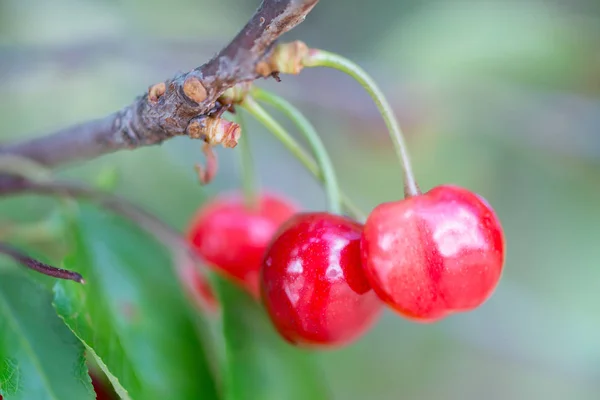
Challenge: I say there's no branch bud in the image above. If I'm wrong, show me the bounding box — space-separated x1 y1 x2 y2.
182 76 208 104
220 82 252 105
148 82 166 102
186 116 241 148
256 40 309 77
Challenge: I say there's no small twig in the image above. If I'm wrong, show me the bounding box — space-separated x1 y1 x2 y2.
0 175 207 276
0 175 224 383
0 242 84 283
0 177 192 254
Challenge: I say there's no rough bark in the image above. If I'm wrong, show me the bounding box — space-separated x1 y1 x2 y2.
0 0 319 168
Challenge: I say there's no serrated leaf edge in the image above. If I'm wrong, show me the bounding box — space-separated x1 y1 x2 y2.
0 290 60 400
51 304 133 400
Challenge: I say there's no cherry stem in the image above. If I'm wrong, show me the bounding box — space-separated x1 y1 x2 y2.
0 242 84 283
234 110 259 209
250 88 342 215
240 97 365 220
303 50 421 198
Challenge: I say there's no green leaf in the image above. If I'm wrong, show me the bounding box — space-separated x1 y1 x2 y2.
214 276 330 400
53 205 219 400
0 272 94 400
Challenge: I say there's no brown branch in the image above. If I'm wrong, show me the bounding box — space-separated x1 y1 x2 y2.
0 176 192 257
0 242 84 283
0 0 319 168
0 174 220 307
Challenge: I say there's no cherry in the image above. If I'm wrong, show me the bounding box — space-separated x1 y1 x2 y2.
186 191 297 298
260 212 383 347
361 185 505 322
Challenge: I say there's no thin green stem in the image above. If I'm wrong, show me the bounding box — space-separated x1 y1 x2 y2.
303 50 421 198
239 96 365 221
250 87 341 215
234 110 259 209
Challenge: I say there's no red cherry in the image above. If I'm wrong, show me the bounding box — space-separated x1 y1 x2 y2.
186 191 297 298
361 185 504 322
260 212 383 347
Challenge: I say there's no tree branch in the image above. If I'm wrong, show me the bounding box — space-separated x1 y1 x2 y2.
0 242 84 283
0 0 319 168
0 174 217 311
0 175 191 256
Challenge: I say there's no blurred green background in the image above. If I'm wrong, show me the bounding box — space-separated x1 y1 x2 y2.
2 0 600 399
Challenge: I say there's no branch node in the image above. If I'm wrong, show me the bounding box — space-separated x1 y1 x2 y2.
0 0 320 167
182 76 208 104
256 61 272 78
148 82 167 103
219 82 252 105
186 116 241 148
257 40 309 77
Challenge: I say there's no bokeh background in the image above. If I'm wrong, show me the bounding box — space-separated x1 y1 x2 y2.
2 0 600 399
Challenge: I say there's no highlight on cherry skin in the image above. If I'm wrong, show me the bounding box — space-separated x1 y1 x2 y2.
360 184 505 322
185 191 298 299
260 212 383 348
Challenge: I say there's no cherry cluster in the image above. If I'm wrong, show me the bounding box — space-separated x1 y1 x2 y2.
184 185 504 348
181 42 505 349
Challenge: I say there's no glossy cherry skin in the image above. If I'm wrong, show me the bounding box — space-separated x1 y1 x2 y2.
186 192 297 298
361 185 504 322
260 212 383 347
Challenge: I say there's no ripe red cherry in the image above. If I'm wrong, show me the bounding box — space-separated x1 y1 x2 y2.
361 185 504 322
186 191 297 298
260 212 383 347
